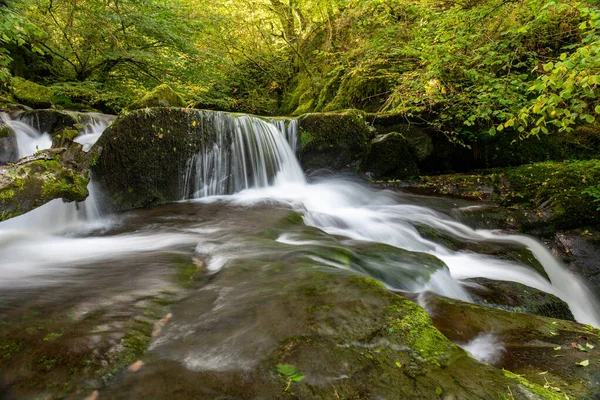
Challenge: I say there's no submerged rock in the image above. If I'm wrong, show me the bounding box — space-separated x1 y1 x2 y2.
361 132 419 180
99 265 562 399
297 110 372 172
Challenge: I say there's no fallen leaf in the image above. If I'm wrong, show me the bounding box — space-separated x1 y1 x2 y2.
553 346 561 351
538 371 548 375
128 360 144 372
576 360 590 367
586 343 595 349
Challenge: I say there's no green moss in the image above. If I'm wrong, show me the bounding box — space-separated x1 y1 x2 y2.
387 300 456 366
0 125 11 138
129 84 186 110
0 339 24 362
40 171 89 202
0 189 15 201
11 78 54 108
502 369 564 400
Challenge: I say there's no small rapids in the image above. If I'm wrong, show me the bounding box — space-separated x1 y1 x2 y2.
1 110 599 330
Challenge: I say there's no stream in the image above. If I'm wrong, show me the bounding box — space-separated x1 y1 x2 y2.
0 111 599 398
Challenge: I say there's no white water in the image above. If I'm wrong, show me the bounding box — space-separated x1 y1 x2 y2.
1 112 52 159
1 111 599 327
181 112 304 198
460 333 505 364
73 113 115 151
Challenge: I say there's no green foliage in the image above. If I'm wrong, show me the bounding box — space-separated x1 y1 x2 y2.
276 364 305 382
582 184 600 211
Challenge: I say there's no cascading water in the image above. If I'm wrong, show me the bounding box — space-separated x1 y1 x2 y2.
181 112 304 199
0 112 52 159
73 113 115 152
1 111 599 328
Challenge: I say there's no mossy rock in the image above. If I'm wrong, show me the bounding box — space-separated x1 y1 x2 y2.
465 278 574 321
129 84 186 110
367 113 434 162
92 108 221 211
19 109 79 137
424 292 600 398
99 263 562 399
361 132 419 180
0 147 92 221
297 109 373 172
11 78 54 109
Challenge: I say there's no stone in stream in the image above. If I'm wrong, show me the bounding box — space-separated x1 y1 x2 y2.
297 110 373 172
0 145 94 221
422 292 600 399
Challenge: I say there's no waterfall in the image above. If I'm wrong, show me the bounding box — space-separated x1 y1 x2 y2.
182 112 304 199
73 113 115 152
0 112 52 159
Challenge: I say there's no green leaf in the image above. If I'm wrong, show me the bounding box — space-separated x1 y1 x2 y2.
586 343 594 349
395 362 402 368
553 346 561 351
595 105 600 115
543 62 554 72
576 359 590 367
435 387 443 395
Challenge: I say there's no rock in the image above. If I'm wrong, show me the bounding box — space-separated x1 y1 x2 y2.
361 132 419 180
18 109 78 136
10 78 54 109
297 110 372 172
549 228 600 298
423 292 600 398
92 108 217 211
0 124 17 165
129 84 186 110
0 145 94 221
464 278 574 321
367 113 434 161
100 265 562 399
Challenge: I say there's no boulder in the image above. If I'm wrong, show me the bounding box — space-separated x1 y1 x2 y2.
297 110 372 172
129 84 186 110
464 277 574 321
0 145 94 221
18 109 78 136
361 132 419 180
92 108 217 211
423 292 600 398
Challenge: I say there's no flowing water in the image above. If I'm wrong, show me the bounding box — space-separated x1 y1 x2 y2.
0 111 599 397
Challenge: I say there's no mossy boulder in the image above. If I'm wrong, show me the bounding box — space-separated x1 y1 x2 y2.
129 84 186 110
465 278 574 321
99 262 562 399
297 110 373 172
424 293 600 398
0 146 94 221
10 78 54 109
361 132 419 179
367 113 434 162
92 108 220 211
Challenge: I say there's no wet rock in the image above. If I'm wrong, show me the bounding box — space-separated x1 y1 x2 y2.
361 132 419 180
549 228 600 298
129 84 186 110
19 109 78 136
367 113 434 162
92 108 220 211
465 278 574 321
99 263 564 399
297 110 373 172
0 124 17 165
423 292 600 399
0 145 95 221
